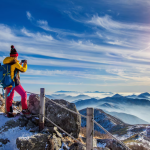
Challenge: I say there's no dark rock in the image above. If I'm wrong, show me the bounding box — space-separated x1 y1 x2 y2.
42 127 62 138
16 133 62 150
28 94 81 138
69 142 86 150
0 138 10 145
18 116 29 127
28 94 40 114
16 133 50 150
26 120 36 130
29 126 39 132
5 119 20 128
63 145 68 150
97 139 126 150
31 117 39 125
20 119 28 127
45 99 81 138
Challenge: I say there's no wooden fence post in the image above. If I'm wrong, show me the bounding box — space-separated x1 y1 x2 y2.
86 107 94 150
5 89 7 113
39 88 45 131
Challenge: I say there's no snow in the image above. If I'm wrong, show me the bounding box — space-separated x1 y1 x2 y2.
57 114 61 117
0 113 11 128
59 142 69 150
0 127 35 150
113 130 135 141
127 137 150 150
0 112 36 150
97 142 106 148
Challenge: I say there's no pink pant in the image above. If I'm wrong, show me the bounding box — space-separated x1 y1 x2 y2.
6 85 28 112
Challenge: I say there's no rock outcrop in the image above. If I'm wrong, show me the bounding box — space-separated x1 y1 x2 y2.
69 142 86 150
97 139 126 150
16 126 64 150
28 94 40 114
45 99 81 138
28 94 81 138
16 133 62 150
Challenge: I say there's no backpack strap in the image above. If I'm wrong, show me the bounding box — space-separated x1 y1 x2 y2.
0 74 6 83
7 71 17 97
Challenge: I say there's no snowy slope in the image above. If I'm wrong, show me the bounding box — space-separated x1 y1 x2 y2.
0 113 36 150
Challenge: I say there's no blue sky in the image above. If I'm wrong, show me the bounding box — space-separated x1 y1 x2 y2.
1 0 150 94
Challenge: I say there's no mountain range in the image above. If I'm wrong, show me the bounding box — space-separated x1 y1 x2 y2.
106 111 149 124
79 108 127 134
75 93 150 124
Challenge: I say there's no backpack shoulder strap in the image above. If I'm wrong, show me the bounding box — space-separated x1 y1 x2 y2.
7 71 18 97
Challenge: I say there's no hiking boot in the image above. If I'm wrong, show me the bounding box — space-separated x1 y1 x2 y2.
7 112 14 118
21 109 31 118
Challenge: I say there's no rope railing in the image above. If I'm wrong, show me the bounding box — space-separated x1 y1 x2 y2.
26 91 87 119
25 90 131 150
45 97 131 150
93 120 131 150
26 91 39 96
44 116 86 147
46 97 87 119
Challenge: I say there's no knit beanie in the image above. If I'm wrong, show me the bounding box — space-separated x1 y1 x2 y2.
10 45 19 57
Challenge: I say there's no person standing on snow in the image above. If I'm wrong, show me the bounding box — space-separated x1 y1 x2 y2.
3 45 30 117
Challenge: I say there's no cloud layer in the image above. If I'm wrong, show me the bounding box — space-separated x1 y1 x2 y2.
1 9 150 92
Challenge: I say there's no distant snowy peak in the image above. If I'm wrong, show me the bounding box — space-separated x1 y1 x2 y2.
55 90 78 93
85 91 113 94
45 94 91 102
112 94 123 98
100 103 120 109
74 98 99 109
126 94 137 98
107 111 149 125
138 92 150 98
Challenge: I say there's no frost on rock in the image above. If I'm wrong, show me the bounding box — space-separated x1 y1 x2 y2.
97 142 106 148
59 142 70 150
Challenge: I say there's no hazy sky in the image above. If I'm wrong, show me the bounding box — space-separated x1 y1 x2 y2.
1 0 150 95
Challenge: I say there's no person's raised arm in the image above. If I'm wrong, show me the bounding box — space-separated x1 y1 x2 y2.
15 60 27 72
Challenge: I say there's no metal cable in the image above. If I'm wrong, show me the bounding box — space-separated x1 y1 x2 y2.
25 92 87 119
46 97 87 119
44 116 86 147
93 120 131 150
26 91 40 95
25 91 130 149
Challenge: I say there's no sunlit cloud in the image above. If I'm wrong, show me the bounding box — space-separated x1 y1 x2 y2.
88 15 150 31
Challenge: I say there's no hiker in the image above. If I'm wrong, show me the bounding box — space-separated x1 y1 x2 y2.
3 45 30 117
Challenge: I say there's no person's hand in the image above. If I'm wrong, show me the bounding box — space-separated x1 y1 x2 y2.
24 60 27 64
